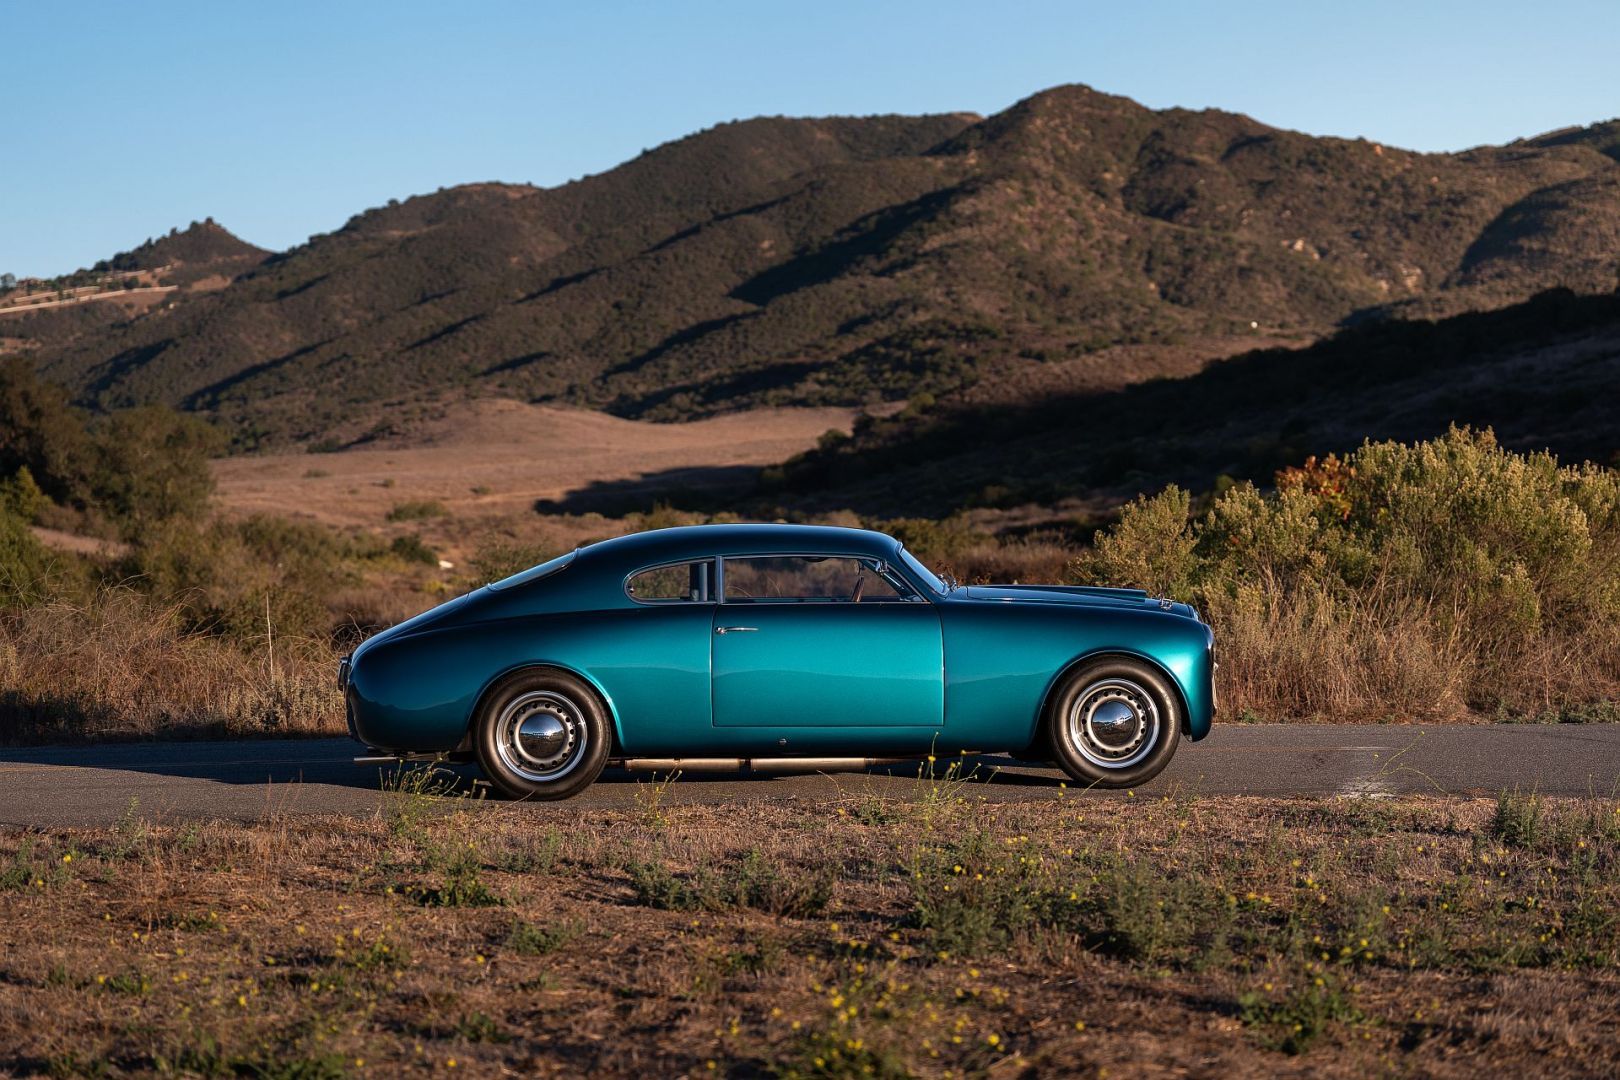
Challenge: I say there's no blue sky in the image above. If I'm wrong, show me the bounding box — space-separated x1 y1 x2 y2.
5 0 1617 276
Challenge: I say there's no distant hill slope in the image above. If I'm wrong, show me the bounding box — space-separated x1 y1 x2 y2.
764 288 1620 518
1 221 269 355
99 219 269 279
11 86 1620 448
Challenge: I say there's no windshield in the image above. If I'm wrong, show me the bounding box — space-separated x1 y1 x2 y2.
487 550 576 591
896 545 950 596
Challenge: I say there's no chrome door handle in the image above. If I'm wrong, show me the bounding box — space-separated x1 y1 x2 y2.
715 626 758 634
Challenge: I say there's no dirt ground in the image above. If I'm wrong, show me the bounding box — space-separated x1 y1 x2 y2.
211 402 856 530
0 787 1615 1077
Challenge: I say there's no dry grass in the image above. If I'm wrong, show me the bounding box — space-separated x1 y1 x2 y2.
1207 582 1473 723
1205 580 1620 725
0 790 1617 1076
0 591 342 743
950 536 1075 585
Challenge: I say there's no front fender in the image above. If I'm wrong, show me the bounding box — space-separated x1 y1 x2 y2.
939 601 1213 751
1039 640 1214 741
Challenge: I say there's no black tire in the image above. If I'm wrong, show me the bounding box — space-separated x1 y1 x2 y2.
1044 656 1181 789
474 668 610 801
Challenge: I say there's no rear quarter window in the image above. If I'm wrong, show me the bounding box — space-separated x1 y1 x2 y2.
627 560 715 603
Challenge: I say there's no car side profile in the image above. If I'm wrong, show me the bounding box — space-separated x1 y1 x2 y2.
341 524 1214 800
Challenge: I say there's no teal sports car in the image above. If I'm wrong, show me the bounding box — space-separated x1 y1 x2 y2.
341 524 1214 800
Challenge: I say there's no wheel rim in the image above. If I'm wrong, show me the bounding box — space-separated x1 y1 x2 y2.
1066 677 1160 770
493 690 588 783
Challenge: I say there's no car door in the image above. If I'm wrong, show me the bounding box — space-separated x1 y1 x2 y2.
711 554 943 728
594 558 718 752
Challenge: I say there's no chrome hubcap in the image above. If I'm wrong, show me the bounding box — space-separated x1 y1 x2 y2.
1068 678 1159 769
495 691 587 782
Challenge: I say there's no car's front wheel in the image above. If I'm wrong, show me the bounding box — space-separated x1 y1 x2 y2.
474 669 609 801
1044 656 1181 788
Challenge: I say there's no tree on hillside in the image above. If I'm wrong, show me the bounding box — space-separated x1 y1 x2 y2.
0 358 98 505
93 406 224 537
0 360 224 537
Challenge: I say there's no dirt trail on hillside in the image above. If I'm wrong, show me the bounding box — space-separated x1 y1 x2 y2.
212 401 855 527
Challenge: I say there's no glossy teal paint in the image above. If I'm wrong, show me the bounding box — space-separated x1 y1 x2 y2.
349 606 710 752
711 604 943 728
936 593 1214 751
344 524 1215 758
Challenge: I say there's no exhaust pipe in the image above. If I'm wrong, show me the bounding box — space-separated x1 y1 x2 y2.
616 757 913 774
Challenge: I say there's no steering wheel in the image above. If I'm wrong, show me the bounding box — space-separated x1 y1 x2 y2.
850 572 866 603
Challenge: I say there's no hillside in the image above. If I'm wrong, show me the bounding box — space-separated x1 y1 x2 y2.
98 219 268 276
0 221 269 355
11 86 1620 448
763 288 1620 518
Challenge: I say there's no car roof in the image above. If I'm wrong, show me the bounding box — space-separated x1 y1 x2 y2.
576 523 901 569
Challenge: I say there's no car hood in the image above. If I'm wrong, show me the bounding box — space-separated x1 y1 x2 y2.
961 584 1196 618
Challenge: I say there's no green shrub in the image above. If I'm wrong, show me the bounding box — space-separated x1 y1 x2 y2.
0 467 46 523
905 830 1040 956
1077 485 1198 598
386 499 448 522
0 358 97 508
626 858 705 911
724 848 834 918
1072 428 1620 720
626 850 833 917
404 849 502 908
0 506 68 607
1239 970 1362 1054
494 827 562 873
1491 791 1543 848
506 918 582 956
389 534 438 565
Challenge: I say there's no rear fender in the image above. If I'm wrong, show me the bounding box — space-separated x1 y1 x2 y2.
464 660 625 754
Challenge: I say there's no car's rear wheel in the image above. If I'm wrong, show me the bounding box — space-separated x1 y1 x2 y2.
1045 656 1181 789
474 669 609 801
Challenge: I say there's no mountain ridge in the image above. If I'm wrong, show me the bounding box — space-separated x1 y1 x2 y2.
8 85 1620 449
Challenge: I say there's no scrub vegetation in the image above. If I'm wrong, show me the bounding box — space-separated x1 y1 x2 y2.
2 342 1618 741
0 787 1617 1075
1072 426 1620 724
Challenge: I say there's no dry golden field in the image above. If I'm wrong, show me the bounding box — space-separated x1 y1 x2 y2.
211 403 858 532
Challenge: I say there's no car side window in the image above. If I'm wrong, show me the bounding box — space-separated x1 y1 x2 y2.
722 556 910 603
627 560 714 603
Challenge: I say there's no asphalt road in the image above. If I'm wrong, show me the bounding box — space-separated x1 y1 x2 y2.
1 725 1617 827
